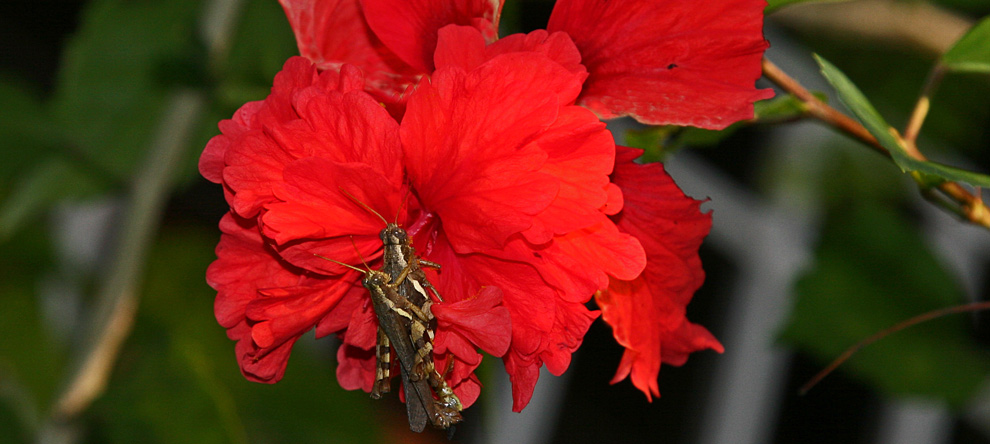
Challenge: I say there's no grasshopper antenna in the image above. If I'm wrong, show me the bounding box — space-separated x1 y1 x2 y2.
313 253 367 275
338 187 389 226
313 236 376 274
349 236 373 271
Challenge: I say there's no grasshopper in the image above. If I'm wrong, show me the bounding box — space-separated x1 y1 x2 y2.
339 190 463 423
317 255 458 431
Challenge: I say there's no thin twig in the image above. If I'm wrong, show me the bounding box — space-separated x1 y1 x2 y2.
903 65 945 145
800 301 990 394
761 58 889 157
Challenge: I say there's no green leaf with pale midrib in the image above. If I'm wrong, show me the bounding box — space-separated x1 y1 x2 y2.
815 54 990 188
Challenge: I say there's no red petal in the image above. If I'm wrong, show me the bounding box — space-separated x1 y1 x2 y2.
263 83 403 174
433 27 586 93
209 213 303 329
451 373 482 409
315 283 369 337
433 26 587 106
535 219 646 299
247 279 353 349
403 52 590 252
199 101 263 183
433 286 512 356
230 321 300 383
542 300 599 376
208 212 360 384
432 25 487 72
521 106 614 244
662 317 724 365
336 343 376 392
422 231 556 358
599 146 719 400
211 58 380 219
502 351 540 412
262 160 402 245
434 329 483 366
547 0 773 129
342 296 378 349
278 0 419 103
601 182 623 216
359 0 503 73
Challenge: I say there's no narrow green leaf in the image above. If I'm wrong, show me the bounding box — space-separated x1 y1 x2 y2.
780 205 990 406
941 16 990 74
814 54 990 187
766 0 850 14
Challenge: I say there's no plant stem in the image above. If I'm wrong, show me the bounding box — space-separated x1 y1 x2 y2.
800 300 990 394
903 65 945 145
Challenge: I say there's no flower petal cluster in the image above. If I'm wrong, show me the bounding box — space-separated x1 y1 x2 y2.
203 0 771 412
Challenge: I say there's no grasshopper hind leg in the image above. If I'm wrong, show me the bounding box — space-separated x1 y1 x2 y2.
371 328 391 399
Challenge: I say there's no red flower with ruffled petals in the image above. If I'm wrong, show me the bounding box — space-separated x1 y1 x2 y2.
204 0 767 416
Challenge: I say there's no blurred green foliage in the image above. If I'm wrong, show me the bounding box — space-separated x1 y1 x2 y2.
780 204 990 407
0 0 387 442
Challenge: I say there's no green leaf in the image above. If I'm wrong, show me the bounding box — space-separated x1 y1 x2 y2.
814 54 990 188
623 126 679 162
766 0 850 14
50 0 203 179
780 204 990 406
941 16 990 74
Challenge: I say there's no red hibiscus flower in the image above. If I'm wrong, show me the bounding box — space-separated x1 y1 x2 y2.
201 45 647 410
202 0 770 414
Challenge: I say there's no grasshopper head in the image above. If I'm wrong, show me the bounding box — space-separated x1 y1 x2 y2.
361 270 391 290
379 224 409 247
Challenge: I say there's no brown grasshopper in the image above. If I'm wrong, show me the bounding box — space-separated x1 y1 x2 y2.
317 255 453 432
377 224 463 427
341 189 463 429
